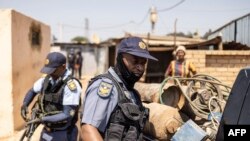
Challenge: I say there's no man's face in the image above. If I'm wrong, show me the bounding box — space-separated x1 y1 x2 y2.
176 50 185 61
122 53 147 77
50 65 66 80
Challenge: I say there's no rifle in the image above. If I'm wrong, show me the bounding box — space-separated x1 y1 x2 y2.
20 102 42 141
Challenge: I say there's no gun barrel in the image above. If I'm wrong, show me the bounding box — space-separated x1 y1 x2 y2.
19 130 26 141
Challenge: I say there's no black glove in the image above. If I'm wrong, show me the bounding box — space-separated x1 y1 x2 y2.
21 105 28 121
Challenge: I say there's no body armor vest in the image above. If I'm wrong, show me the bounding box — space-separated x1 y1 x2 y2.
89 73 149 141
39 75 80 130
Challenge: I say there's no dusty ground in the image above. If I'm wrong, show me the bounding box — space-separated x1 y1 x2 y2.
2 76 92 141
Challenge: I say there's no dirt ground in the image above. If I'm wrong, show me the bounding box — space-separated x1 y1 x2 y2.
2 76 92 141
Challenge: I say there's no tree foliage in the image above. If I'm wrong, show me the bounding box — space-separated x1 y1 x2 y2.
167 30 213 39
71 36 89 43
167 32 192 38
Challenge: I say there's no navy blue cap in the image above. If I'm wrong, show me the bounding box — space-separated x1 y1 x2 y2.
40 52 66 74
117 37 158 61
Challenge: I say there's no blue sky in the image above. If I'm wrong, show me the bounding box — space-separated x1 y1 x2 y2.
0 0 249 42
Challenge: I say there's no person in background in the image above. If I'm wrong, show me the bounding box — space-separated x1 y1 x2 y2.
74 51 83 79
21 52 82 141
67 49 76 77
165 45 197 78
81 37 158 141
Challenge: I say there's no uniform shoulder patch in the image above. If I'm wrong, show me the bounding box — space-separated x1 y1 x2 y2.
98 81 113 98
67 79 77 91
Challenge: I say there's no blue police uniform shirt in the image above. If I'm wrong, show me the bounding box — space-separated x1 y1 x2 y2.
33 69 81 105
81 67 137 132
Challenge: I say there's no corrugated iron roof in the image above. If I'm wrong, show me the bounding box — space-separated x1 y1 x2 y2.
208 12 250 47
127 33 205 46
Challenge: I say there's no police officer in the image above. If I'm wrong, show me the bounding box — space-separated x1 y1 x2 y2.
81 37 158 141
67 49 76 77
74 51 83 79
21 52 82 141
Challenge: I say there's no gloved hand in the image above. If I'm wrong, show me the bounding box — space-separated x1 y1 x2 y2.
21 105 28 121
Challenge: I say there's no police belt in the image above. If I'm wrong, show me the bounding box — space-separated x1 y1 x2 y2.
44 126 59 132
44 125 74 133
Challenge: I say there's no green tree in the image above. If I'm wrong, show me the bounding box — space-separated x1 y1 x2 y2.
71 36 89 43
167 31 193 38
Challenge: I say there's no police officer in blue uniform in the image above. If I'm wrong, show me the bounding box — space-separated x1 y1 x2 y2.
81 37 158 141
21 52 82 141
67 49 76 77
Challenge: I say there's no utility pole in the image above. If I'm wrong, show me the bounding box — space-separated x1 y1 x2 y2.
85 18 89 41
174 19 178 48
150 6 158 33
59 23 64 42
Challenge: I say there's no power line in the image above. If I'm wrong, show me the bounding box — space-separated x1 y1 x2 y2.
136 9 150 25
91 9 151 30
90 21 134 30
56 7 151 32
56 7 154 39
179 8 250 12
158 0 185 12
61 24 83 29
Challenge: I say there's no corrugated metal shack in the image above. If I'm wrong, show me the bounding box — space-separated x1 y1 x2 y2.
100 30 250 84
130 34 207 83
100 34 210 83
208 12 250 50
51 12 250 84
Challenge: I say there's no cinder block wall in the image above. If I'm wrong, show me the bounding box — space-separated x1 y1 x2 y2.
0 9 50 138
186 50 250 86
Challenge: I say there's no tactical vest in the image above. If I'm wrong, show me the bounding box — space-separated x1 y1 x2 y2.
89 73 149 141
39 75 81 130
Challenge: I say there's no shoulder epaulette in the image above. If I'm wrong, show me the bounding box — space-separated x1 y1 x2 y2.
66 79 77 91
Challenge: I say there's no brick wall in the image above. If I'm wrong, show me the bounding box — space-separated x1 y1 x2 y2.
185 50 250 86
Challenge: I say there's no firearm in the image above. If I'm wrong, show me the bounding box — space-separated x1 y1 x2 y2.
20 102 42 141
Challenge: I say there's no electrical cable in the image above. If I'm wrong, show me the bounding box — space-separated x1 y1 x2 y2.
158 0 185 12
159 75 231 119
90 22 134 31
136 9 150 26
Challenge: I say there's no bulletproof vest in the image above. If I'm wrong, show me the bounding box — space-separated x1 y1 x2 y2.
39 75 81 129
68 53 75 64
89 73 149 141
